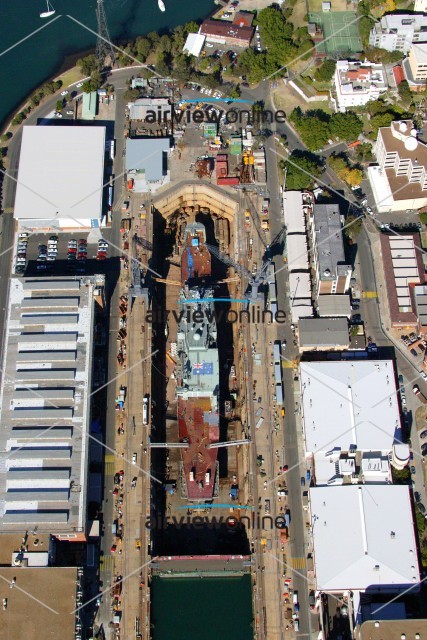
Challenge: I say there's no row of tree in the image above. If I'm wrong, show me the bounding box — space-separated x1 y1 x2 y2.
289 107 363 151
10 79 64 127
327 153 363 187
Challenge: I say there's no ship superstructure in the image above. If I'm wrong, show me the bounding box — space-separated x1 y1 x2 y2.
176 222 219 501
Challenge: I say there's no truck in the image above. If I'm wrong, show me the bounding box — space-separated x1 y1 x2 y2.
351 287 361 303
142 395 150 425
413 385 427 403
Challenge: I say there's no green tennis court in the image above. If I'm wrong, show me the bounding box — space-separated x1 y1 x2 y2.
308 11 362 53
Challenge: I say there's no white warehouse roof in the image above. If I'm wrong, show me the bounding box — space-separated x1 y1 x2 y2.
14 126 106 229
287 234 309 271
300 360 400 454
310 485 420 592
283 191 306 234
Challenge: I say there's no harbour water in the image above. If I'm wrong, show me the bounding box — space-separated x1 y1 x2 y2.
151 575 254 639
0 0 214 128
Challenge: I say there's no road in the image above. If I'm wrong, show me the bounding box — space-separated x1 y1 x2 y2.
263 88 313 638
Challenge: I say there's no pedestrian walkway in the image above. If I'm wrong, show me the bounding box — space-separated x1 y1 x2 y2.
291 557 306 570
100 555 115 571
104 455 115 475
362 291 377 298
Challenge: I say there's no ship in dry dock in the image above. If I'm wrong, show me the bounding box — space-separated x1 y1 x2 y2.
175 222 220 502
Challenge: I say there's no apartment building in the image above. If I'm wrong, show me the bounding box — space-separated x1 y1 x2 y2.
369 14 427 54
404 42 427 88
368 120 427 212
308 203 352 296
333 60 387 112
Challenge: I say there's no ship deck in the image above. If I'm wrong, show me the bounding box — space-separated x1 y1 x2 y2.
181 232 211 283
178 396 219 501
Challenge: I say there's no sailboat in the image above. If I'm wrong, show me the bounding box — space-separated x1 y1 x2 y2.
40 0 55 18
158 0 165 11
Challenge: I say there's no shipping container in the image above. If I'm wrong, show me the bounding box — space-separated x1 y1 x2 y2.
217 176 239 186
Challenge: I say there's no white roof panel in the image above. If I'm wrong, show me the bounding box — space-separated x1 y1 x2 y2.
310 485 419 591
300 360 400 453
14 126 105 226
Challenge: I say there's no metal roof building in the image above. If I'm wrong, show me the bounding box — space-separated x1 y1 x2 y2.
0 276 104 533
310 485 420 593
317 294 351 317
283 191 309 234
287 234 309 271
14 126 106 229
300 360 401 455
298 317 349 350
126 137 171 192
82 91 98 119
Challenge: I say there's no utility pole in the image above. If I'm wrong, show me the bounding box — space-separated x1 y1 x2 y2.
95 0 116 69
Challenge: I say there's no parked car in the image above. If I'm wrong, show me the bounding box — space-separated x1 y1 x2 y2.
411 465 416 475
415 491 421 503
110 544 117 553
411 348 418 357
418 502 426 514
421 371 427 381
420 430 427 439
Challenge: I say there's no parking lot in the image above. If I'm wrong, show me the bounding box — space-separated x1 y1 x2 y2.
13 229 116 278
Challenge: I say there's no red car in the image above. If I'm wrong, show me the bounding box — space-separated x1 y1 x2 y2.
110 544 117 553
68 247 77 254
97 254 107 260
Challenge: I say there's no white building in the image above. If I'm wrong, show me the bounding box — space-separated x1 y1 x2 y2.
333 60 387 112
182 33 206 57
310 485 420 598
369 14 427 54
368 120 427 213
14 126 106 230
414 0 427 12
300 360 407 485
0 276 104 533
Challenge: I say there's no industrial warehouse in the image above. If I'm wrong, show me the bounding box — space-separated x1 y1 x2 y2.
0 276 105 533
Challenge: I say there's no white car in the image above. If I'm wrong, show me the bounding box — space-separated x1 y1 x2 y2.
56 113 63 118
76 82 83 88
66 110 74 115
47 256 56 261
421 371 427 381
68 240 77 247
16 257 26 264
132 452 137 464
18 233 28 239
61 90 69 96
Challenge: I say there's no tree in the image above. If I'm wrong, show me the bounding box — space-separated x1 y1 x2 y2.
344 214 363 242
314 59 336 83
289 107 330 151
329 112 363 141
185 21 199 34
0 133 12 142
11 112 25 126
229 85 241 99
123 88 140 101
135 36 151 61
342 167 363 187
398 80 413 104
354 142 373 163
359 15 373 48
328 153 348 175
77 54 98 77
281 150 324 190
55 99 64 112
365 46 403 64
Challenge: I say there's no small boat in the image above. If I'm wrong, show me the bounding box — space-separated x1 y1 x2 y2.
158 0 165 11
40 0 55 18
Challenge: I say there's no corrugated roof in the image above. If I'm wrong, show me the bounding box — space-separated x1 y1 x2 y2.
299 317 349 347
16 351 76 362
15 370 76 381
126 138 170 181
318 294 351 317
